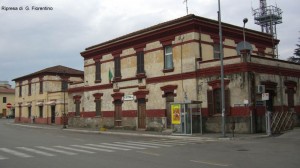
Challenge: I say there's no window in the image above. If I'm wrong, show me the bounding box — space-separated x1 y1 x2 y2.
28 82 32 96
164 45 173 70
75 102 80 116
137 52 145 74
95 99 101 116
39 81 43 94
19 83 22 97
114 57 121 79
213 43 220 59
95 61 101 82
39 106 43 118
28 106 31 118
287 89 295 108
207 89 230 115
3 97 7 103
61 80 68 91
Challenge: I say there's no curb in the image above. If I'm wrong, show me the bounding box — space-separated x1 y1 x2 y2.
6 122 269 141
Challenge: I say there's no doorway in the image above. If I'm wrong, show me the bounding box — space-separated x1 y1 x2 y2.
266 90 275 112
137 99 146 129
114 100 122 127
165 93 175 128
51 105 55 124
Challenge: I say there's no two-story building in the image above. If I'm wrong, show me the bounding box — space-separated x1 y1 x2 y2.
68 14 300 133
13 65 83 125
0 81 15 118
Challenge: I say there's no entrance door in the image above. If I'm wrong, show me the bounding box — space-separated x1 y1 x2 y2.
138 99 146 129
114 100 122 127
166 93 174 128
51 105 55 124
266 90 275 112
2 109 6 118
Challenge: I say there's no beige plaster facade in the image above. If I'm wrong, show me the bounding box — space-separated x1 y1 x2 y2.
68 14 300 133
0 81 15 118
13 65 83 125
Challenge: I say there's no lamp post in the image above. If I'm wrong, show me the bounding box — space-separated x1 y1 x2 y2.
62 71 67 129
243 18 248 49
218 0 226 137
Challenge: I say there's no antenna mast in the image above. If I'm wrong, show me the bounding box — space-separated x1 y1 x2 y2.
253 0 282 57
183 0 188 15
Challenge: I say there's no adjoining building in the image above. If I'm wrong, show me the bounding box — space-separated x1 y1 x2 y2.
13 65 83 124
0 81 15 118
68 14 300 133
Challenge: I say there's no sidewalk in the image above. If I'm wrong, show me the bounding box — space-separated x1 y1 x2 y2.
7 121 269 141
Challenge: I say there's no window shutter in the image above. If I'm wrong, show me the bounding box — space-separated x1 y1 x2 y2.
207 90 213 116
95 61 101 81
114 57 121 78
137 52 144 74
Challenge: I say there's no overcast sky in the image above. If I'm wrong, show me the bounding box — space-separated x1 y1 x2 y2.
1 0 299 87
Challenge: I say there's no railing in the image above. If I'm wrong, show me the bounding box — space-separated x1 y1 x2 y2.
271 111 295 134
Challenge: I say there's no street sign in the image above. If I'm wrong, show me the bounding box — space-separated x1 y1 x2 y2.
6 103 12 109
123 95 134 101
262 93 269 101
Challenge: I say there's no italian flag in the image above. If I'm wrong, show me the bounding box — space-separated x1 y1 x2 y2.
108 68 113 83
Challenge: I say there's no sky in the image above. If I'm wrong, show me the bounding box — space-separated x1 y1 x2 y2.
1 0 299 87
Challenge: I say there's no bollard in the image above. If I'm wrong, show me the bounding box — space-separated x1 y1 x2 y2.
231 120 236 137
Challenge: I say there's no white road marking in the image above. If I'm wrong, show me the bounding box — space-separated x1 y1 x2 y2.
16 147 55 157
126 141 173 147
0 148 33 158
70 145 114 152
136 151 160 156
86 144 131 151
36 146 77 155
0 155 8 160
114 142 159 148
54 146 95 154
101 143 146 150
190 160 231 167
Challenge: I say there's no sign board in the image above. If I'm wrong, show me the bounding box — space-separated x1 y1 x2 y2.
6 103 12 109
123 95 134 101
171 104 181 125
262 93 269 101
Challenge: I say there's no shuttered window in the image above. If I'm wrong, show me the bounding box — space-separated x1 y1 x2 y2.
137 52 145 74
114 57 121 78
213 44 220 59
207 89 230 115
95 99 101 116
95 61 101 81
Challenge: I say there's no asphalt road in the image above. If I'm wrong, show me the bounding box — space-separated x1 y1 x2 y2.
0 119 299 168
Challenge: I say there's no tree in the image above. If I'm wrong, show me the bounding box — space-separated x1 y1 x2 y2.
288 36 300 63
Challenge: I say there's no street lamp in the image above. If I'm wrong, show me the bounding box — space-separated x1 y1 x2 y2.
243 18 248 49
62 71 67 129
218 0 226 137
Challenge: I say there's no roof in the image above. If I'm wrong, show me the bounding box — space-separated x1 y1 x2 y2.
0 88 15 94
13 65 84 82
81 14 276 59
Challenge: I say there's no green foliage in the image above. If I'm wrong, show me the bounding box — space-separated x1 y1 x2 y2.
288 36 300 63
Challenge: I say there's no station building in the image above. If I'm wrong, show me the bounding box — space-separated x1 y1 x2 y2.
13 65 83 124
0 81 15 118
68 14 300 133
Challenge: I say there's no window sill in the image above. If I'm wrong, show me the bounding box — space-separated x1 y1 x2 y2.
113 76 122 82
163 68 174 73
136 73 146 79
95 80 102 83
